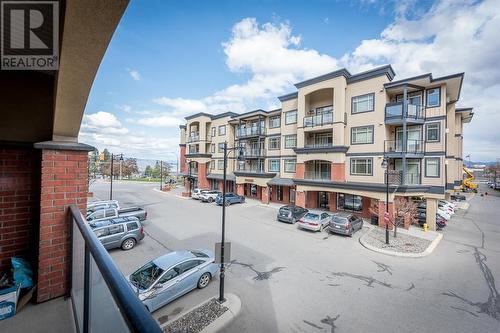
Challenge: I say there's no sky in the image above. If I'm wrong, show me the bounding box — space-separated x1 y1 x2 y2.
80 0 500 162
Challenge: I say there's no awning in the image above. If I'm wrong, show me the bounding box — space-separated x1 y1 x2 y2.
268 177 295 186
206 173 236 181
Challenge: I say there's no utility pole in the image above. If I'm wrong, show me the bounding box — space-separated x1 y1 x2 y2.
160 160 163 191
110 153 114 200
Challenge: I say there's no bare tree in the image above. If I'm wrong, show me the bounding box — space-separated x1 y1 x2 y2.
393 197 418 237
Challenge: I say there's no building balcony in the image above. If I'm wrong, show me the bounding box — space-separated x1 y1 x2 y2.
304 170 331 181
242 148 266 158
386 170 421 185
187 133 200 143
384 140 424 158
385 102 425 125
303 111 333 128
236 126 266 138
234 165 276 178
294 144 348 154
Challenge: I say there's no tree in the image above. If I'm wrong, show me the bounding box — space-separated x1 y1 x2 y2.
121 158 139 179
102 148 111 161
144 165 153 178
393 197 418 238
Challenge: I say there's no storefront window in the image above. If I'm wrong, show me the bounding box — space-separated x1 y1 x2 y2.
337 193 363 212
251 184 257 196
277 186 283 201
289 189 296 203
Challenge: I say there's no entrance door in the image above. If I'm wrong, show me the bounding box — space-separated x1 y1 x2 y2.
318 192 329 209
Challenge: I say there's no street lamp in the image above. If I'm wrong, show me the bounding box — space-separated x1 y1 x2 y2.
157 160 163 191
381 158 389 245
219 141 244 303
109 153 123 200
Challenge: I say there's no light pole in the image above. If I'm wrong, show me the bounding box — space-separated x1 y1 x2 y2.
219 141 244 303
160 160 163 191
381 158 389 245
109 153 123 200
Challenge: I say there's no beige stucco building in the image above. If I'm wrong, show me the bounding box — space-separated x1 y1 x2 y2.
179 65 473 230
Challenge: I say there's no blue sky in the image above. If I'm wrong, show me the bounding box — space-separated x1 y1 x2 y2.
80 0 500 161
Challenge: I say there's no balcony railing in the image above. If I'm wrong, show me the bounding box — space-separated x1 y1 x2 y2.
187 133 200 143
70 205 161 333
236 126 265 138
237 165 265 173
242 148 266 158
384 140 424 154
385 102 425 121
304 142 333 149
303 112 333 127
304 170 331 180
386 170 420 185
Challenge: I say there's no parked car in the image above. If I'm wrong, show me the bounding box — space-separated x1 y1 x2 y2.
297 210 332 232
89 216 144 250
86 207 147 222
87 200 120 214
215 193 245 206
192 188 209 200
451 193 466 201
200 190 221 203
277 205 308 224
416 211 446 229
128 249 218 312
417 206 451 221
327 212 364 237
342 197 363 212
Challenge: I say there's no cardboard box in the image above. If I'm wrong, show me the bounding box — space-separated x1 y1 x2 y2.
0 286 20 321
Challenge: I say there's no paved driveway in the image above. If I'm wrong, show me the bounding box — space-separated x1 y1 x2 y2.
91 181 500 333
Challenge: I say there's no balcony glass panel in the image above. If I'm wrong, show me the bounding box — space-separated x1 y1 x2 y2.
385 102 425 120
385 140 424 154
303 111 333 127
236 126 265 138
71 222 85 332
304 171 331 180
242 148 265 157
187 133 200 143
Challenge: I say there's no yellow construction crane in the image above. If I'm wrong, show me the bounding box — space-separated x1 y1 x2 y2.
462 167 478 192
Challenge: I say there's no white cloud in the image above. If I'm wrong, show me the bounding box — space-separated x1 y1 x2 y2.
126 68 141 81
132 115 183 128
116 104 132 113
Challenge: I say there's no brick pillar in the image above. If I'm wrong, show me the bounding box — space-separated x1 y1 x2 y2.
179 145 186 174
218 180 224 192
329 192 337 212
295 163 305 179
331 163 345 181
296 190 305 207
236 184 244 196
378 201 394 230
35 142 92 303
197 163 209 189
306 191 318 208
261 186 269 204
283 186 290 204
361 197 372 218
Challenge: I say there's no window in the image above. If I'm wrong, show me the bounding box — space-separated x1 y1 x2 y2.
268 136 280 150
425 158 440 177
126 222 138 231
350 158 373 175
159 267 180 284
316 105 333 114
211 127 216 137
105 209 115 217
217 160 224 170
337 193 363 212
94 228 109 238
108 225 124 235
218 125 226 136
426 123 440 142
88 210 105 221
285 110 297 124
269 115 280 128
180 260 203 274
284 135 297 148
284 159 296 173
218 143 224 153
351 126 374 144
426 88 440 107
210 144 215 153
268 159 280 172
352 93 374 113
210 160 215 171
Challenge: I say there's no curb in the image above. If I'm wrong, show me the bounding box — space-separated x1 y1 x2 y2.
152 188 190 200
359 228 443 258
201 293 241 333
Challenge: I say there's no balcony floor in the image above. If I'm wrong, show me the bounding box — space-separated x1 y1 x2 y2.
0 296 75 333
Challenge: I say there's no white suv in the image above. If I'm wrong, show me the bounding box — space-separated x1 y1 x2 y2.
200 190 222 203
192 188 209 200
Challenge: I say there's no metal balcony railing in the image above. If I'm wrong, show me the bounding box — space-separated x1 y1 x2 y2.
384 140 424 154
385 170 421 185
242 148 266 157
385 102 425 121
237 165 265 173
69 205 161 333
236 126 265 138
304 142 333 149
304 170 331 180
303 112 333 127
187 133 200 143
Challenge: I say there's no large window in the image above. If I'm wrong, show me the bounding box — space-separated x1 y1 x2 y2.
284 159 296 173
210 144 215 153
268 159 280 172
218 125 226 136
315 105 333 114
426 88 440 107
269 115 280 128
351 126 374 144
217 160 224 170
352 93 374 114
284 135 297 148
337 193 363 212
268 136 280 150
426 123 440 142
350 158 373 175
218 143 224 153
211 127 216 137
425 158 440 177
285 110 297 124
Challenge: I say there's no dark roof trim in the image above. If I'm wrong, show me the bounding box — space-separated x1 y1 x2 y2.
179 144 186 147
278 92 298 102
184 112 213 120
206 173 236 181
34 141 95 152
185 112 239 121
294 179 444 194
346 65 395 84
234 171 276 179
455 107 473 113
179 125 186 129
184 153 212 158
211 112 239 120
294 69 351 89
268 177 295 186
294 146 349 154
230 109 268 120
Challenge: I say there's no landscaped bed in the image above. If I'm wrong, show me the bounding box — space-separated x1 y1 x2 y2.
363 227 432 254
163 298 228 333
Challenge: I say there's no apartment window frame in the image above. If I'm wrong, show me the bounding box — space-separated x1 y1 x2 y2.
218 125 226 136
426 87 441 108
268 136 281 150
425 157 440 178
269 115 281 129
350 125 374 145
426 122 440 142
284 135 297 149
351 93 375 114
268 159 280 172
217 160 224 170
211 127 216 137
285 110 297 125
350 158 373 176
210 144 215 153
218 143 224 153
284 159 296 173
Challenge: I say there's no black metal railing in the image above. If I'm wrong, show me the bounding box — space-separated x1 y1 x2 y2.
304 142 333 149
303 111 333 127
385 170 420 185
242 148 266 157
236 126 265 138
237 165 265 173
69 205 161 333
304 170 331 180
384 140 424 154
187 133 200 143
385 102 425 121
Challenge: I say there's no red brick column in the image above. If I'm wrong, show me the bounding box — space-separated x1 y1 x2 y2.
295 163 305 179
261 186 269 204
331 163 345 182
306 191 318 208
361 197 372 218
329 192 337 212
182 178 191 197
295 190 305 207
236 184 244 196
378 201 394 230
35 143 92 303
179 145 186 174
197 163 210 189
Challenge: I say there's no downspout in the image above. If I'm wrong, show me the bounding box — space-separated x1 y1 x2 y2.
402 85 408 185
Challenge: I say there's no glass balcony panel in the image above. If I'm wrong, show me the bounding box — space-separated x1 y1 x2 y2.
303 111 333 127
71 223 85 332
304 170 331 180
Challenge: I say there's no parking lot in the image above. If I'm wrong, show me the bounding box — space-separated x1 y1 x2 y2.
90 181 500 333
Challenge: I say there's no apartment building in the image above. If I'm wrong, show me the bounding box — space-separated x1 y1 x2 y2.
179 65 473 230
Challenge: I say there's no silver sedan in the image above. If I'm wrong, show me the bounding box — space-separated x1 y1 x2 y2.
297 210 332 232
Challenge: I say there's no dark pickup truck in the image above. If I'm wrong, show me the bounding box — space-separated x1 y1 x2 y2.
86 207 147 223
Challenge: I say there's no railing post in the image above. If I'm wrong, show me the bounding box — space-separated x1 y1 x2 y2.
83 244 91 333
